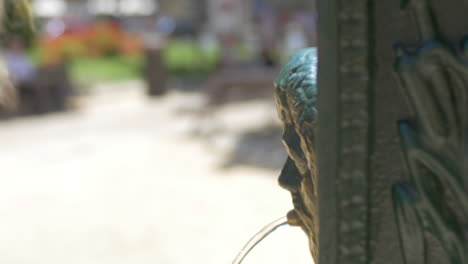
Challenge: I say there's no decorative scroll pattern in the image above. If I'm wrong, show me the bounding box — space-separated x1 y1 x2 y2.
393 0 468 263
336 0 371 262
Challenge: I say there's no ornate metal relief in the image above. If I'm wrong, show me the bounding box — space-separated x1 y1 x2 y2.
334 0 371 262
392 0 468 263
276 0 468 263
274 0 372 262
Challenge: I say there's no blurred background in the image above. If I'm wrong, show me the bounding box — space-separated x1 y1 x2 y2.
0 0 317 263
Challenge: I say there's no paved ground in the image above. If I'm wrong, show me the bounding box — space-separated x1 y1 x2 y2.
0 81 312 264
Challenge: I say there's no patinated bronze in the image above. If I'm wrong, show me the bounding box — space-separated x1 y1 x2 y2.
392 1 468 263
275 0 468 263
274 47 319 262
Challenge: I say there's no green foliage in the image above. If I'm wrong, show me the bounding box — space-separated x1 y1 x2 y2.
162 39 220 77
2 0 35 45
69 55 143 86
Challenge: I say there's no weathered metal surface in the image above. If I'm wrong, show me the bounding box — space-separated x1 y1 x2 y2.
274 48 318 261
392 1 468 263
275 0 468 263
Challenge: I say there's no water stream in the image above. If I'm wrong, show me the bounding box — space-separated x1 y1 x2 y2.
232 216 289 264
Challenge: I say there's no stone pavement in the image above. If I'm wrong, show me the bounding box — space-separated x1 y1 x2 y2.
0 81 312 264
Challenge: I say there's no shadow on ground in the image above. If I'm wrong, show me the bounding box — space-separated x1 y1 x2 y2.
221 126 287 170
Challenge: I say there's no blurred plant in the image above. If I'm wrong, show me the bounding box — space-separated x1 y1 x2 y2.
37 20 143 66
38 35 86 65
2 0 35 45
162 38 220 77
69 55 143 86
86 21 121 57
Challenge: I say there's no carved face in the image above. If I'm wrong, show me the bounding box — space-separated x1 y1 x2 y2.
273 48 318 260
275 89 318 260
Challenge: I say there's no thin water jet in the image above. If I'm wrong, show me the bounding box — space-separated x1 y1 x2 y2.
232 216 289 264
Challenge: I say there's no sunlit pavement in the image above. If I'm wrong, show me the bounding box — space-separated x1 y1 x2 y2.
0 81 312 264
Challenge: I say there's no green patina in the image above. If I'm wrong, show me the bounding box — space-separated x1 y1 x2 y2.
274 48 318 124
274 47 319 261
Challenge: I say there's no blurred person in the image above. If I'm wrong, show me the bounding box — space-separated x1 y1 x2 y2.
44 17 66 38
294 11 318 47
208 0 247 68
156 16 176 36
254 0 278 67
3 38 38 113
280 20 308 64
0 0 37 112
3 38 36 86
